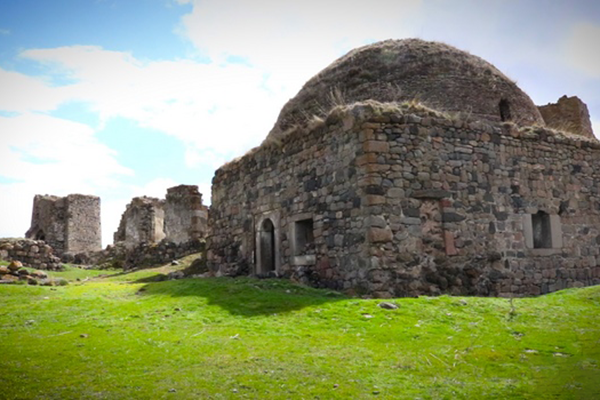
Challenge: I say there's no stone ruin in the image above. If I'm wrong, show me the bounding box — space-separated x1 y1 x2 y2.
114 185 208 249
105 185 208 269
114 196 166 249
25 194 101 257
2 185 208 273
207 38 600 297
538 95 594 139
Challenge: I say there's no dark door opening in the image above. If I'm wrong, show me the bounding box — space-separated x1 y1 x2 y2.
499 99 511 122
259 218 275 274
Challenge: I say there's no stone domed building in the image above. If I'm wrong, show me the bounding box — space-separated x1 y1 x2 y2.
207 39 600 297
268 39 544 141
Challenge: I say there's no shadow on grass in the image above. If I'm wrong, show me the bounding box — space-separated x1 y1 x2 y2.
134 275 347 317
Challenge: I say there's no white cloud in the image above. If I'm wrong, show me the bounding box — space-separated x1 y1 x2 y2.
0 29 9 35
564 22 600 78
0 69 72 112
17 46 283 161
0 113 133 244
179 0 422 94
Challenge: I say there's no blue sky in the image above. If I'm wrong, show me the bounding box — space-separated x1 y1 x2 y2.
1 0 599 246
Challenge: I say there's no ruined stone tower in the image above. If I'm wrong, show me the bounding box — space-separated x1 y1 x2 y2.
25 194 102 256
164 185 208 244
538 95 594 138
113 185 208 248
113 196 166 249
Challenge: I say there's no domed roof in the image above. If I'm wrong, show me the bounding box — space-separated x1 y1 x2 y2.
267 39 544 140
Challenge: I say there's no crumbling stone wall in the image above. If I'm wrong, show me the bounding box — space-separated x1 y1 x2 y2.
113 197 166 249
0 238 62 270
208 103 600 297
97 239 204 270
164 185 208 244
113 186 209 250
538 95 594 138
25 194 101 256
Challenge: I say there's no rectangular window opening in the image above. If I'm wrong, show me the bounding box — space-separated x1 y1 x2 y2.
532 211 552 249
294 219 314 255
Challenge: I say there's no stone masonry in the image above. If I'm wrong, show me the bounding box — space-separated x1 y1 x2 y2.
25 194 101 256
207 39 599 298
208 101 600 297
0 238 62 270
164 185 208 244
113 196 166 249
538 95 594 139
113 185 207 249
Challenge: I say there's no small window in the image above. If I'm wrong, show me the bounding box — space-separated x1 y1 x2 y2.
532 211 551 249
294 219 314 255
499 99 511 122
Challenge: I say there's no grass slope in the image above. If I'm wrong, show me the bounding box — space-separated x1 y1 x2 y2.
1 264 599 399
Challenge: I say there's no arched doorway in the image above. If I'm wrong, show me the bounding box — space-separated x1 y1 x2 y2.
259 218 276 274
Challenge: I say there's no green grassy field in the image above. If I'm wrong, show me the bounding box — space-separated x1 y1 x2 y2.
1 261 599 399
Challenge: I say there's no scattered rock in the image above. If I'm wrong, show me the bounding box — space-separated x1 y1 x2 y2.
0 265 9 274
378 302 398 310
171 260 180 266
168 389 177 393
168 271 184 280
80 334 88 338
1 274 18 283
31 270 48 279
8 260 23 271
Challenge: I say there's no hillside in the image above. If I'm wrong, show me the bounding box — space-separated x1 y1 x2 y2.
1 258 599 399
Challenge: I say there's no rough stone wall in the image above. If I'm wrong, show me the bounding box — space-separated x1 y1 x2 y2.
538 95 594 138
25 194 101 256
25 195 65 252
64 194 102 254
352 106 600 297
0 238 62 270
208 103 600 297
209 109 369 283
164 185 208 244
113 197 166 248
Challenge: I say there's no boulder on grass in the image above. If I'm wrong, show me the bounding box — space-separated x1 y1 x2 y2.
1 274 19 283
31 270 48 279
8 260 23 271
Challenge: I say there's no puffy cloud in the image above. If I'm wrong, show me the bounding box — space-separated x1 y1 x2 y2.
0 69 72 112
18 46 283 158
0 113 133 243
179 0 422 93
564 22 600 79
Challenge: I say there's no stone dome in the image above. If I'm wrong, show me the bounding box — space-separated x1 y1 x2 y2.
267 39 544 140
